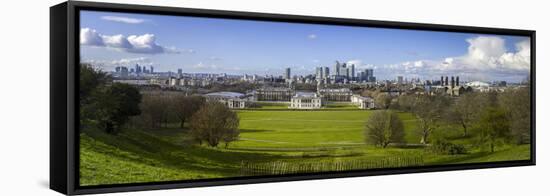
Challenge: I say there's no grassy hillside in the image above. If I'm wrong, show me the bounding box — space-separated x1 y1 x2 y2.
80 109 530 186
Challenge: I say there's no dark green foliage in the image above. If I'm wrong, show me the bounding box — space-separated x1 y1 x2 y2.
427 139 467 155
79 63 109 102
476 107 511 153
499 87 531 144
95 83 142 133
79 64 142 134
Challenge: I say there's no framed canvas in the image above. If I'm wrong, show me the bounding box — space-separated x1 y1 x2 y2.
50 1 536 195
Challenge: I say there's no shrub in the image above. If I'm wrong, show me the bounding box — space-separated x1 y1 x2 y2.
427 139 467 155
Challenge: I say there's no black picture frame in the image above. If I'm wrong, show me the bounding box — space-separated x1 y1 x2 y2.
50 1 536 195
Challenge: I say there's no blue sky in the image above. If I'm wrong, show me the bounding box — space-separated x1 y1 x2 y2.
80 10 531 82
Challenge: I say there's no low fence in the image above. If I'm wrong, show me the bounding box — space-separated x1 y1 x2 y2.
240 156 424 176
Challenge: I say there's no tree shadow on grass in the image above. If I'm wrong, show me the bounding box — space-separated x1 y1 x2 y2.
81 128 287 176
239 129 275 133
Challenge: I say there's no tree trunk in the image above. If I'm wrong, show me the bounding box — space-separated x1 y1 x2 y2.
420 130 429 144
462 123 468 137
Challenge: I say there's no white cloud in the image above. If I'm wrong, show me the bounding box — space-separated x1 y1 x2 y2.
371 36 530 81
80 28 104 46
101 34 131 48
101 16 146 24
80 28 181 54
346 59 375 70
111 57 152 66
307 34 317 39
449 36 530 72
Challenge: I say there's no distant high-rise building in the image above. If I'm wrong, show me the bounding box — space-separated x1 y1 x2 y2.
130 68 135 73
150 66 154 74
115 66 121 73
178 68 183 76
284 67 291 80
143 66 147 73
365 69 374 82
120 67 128 77
456 76 460 86
334 61 341 76
343 67 350 79
135 64 141 73
445 76 449 86
350 64 355 80
397 76 404 84
441 76 444 86
316 67 322 80
322 67 329 79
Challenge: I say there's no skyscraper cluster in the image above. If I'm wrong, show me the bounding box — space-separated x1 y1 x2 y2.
332 61 355 80
114 64 155 77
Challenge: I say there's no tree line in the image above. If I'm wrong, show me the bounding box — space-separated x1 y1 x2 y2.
80 64 241 148
364 87 531 153
133 93 240 148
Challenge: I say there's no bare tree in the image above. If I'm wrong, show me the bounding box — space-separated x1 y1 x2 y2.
364 110 405 148
172 95 206 128
413 95 449 144
189 102 240 147
447 93 485 137
141 94 171 128
396 94 416 112
374 92 392 109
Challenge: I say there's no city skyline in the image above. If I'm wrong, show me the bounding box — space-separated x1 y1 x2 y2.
80 11 531 82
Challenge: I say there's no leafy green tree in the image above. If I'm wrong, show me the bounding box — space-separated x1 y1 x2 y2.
477 107 511 153
364 110 405 148
189 102 240 147
79 64 110 126
79 64 142 133
499 87 531 144
79 63 109 102
94 83 142 134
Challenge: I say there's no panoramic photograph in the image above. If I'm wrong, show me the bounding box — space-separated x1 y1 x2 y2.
78 10 532 186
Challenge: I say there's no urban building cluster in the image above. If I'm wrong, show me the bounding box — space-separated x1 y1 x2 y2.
107 61 525 110
202 86 374 110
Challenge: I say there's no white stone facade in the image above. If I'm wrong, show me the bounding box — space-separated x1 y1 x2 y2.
350 94 375 109
289 92 322 109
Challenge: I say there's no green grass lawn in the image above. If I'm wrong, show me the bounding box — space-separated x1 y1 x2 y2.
234 110 418 148
80 109 531 186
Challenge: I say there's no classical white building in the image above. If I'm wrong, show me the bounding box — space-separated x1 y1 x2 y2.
289 92 322 109
350 94 375 109
204 91 249 109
